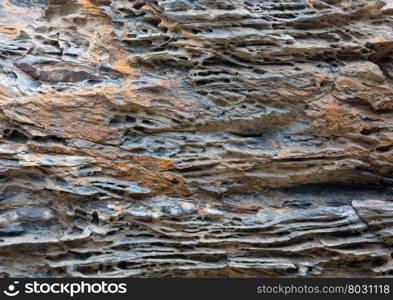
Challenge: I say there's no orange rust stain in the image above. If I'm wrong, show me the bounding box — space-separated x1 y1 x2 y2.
314 74 325 88
159 78 180 86
276 88 310 97
0 86 12 98
99 156 190 196
4 1 14 8
78 0 104 16
308 97 360 133
133 155 176 171
27 143 77 156
171 39 204 47
0 24 20 36
159 18 172 28
379 150 393 164
119 84 153 107
145 3 176 28
111 58 134 74
95 157 108 164
323 104 358 130
231 204 261 214
53 186 63 192
75 178 91 186
335 76 393 110
107 203 128 215
293 90 310 96
2 90 114 143
116 161 127 168
51 111 112 142
76 0 135 73
145 3 160 14
335 76 366 91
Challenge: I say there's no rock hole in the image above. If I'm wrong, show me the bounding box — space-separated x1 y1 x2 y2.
92 211 99 224
126 115 136 123
3 129 29 143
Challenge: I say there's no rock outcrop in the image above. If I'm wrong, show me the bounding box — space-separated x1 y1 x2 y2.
0 0 393 277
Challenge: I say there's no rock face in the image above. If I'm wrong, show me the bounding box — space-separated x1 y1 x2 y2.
0 0 393 278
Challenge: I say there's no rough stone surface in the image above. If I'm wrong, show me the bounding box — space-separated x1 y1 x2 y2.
0 0 393 277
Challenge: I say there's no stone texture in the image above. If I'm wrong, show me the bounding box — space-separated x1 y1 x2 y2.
0 0 393 277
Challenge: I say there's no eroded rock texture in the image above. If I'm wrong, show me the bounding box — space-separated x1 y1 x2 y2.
1 0 393 277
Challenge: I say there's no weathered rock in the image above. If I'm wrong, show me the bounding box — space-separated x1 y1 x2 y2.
0 0 393 277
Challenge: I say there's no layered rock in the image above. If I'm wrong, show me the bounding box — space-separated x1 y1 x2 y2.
0 0 393 277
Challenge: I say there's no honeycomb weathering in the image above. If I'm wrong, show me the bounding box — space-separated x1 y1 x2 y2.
0 0 393 277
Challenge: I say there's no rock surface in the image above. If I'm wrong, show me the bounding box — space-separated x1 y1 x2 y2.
0 0 393 277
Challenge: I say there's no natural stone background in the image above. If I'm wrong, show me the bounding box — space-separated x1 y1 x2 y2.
0 0 393 277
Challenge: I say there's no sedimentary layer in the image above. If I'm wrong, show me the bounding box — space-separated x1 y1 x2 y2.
0 0 393 277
